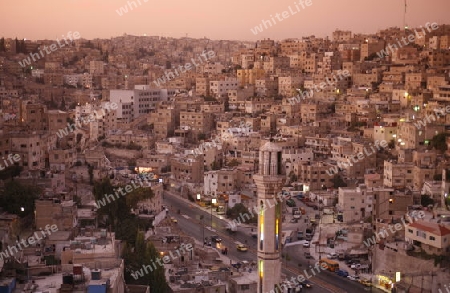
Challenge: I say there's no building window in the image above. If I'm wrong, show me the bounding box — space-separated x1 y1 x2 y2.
430 236 436 241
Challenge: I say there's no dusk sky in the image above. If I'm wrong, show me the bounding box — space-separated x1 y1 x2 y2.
1 0 449 41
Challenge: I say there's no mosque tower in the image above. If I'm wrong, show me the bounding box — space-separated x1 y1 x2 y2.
253 140 286 293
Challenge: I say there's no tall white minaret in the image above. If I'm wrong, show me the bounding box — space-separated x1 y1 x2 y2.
253 140 285 293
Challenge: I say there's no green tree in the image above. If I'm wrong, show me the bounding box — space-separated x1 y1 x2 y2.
430 133 448 153
226 203 256 223
126 187 154 209
0 165 23 180
388 139 395 149
0 38 5 52
0 181 42 218
332 175 347 188
421 194 434 207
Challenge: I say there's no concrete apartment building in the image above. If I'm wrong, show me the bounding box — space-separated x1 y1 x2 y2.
110 87 174 124
338 184 374 223
35 198 77 231
195 77 210 96
383 160 414 189
148 103 180 139
304 135 332 157
204 169 238 196
209 78 238 98
170 154 204 184
236 68 265 86
180 110 214 138
278 76 303 97
396 122 444 149
10 132 43 170
405 221 450 256
20 102 48 131
297 161 334 191
255 76 278 97
332 30 352 42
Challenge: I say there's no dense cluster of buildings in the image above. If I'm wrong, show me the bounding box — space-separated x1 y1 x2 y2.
0 23 450 292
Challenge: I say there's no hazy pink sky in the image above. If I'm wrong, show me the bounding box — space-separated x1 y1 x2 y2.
1 0 449 41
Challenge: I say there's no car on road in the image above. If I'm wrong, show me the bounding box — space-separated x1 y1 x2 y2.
326 252 338 259
335 270 349 277
350 263 361 269
303 241 310 248
236 243 248 252
293 210 302 219
204 238 212 246
211 235 222 243
347 275 360 281
286 199 296 207
359 279 372 287
170 217 177 223
300 280 312 288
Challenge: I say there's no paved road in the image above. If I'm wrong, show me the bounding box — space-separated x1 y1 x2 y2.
163 191 384 293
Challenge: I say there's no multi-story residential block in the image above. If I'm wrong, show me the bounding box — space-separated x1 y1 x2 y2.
195 77 210 96
110 87 174 125
209 78 238 98
305 135 331 157
180 109 214 138
332 30 352 42
405 221 450 256
204 169 237 196
170 154 204 184
297 161 334 191
396 121 444 149
89 60 105 75
383 160 414 189
35 198 77 231
338 184 373 223
236 68 265 86
10 132 43 170
255 77 278 97
360 41 385 61
278 76 303 97
21 102 48 131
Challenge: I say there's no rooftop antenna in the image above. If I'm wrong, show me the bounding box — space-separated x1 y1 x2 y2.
403 0 408 30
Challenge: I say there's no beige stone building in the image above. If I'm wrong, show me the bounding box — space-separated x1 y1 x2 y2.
236 68 265 86
405 221 450 256
171 154 204 184
297 161 334 191
35 198 77 231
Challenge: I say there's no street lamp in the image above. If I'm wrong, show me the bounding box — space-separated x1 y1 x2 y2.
211 198 217 228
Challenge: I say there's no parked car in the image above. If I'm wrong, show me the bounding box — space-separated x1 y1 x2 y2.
335 270 349 277
170 217 178 223
350 263 361 269
293 210 302 219
303 241 310 248
326 252 338 259
347 275 360 281
359 279 372 287
204 238 212 246
297 231 304 240
286 199 296 207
